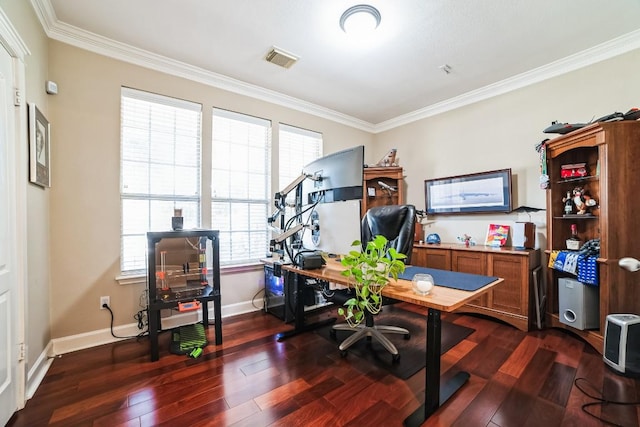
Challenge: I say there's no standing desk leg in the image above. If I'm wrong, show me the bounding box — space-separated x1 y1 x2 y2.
404 308 470 426
149 307 160 362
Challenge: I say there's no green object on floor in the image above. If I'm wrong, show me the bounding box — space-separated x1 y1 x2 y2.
170 323 207 355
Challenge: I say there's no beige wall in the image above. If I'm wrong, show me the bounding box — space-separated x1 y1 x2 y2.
4 0 640 363
0 0 52 372
47 40 373 338
374 48 640 246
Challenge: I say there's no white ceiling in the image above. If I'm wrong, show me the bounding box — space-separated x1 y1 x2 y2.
34 0 640 131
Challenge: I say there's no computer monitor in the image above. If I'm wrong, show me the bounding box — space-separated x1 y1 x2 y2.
298 145 365 257
301 199 362 257
300 145 364 205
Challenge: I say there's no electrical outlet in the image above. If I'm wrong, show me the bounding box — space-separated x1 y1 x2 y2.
100 296 110 310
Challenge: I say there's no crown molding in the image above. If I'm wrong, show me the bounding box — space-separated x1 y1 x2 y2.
374 29 640 133
31 1 375 132
0 7 30 58
29 0 640 134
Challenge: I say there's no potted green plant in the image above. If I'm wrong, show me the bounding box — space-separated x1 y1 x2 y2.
338 235 407 326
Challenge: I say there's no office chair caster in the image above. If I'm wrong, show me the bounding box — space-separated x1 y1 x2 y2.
340 350 348 358
404 333 411 340
392 353 400 363
329 329 337 340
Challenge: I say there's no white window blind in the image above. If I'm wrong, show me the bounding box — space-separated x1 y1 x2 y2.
278 123 323 212
120 87 202 273
212 109 272 265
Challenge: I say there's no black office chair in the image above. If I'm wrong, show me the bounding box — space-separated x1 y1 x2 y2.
329 204 416 362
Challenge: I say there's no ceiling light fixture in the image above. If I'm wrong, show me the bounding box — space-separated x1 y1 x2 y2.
339 4 381 36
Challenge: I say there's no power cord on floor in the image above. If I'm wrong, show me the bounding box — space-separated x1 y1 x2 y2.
574 377 640 426
252 287 265 310
103 303 148 339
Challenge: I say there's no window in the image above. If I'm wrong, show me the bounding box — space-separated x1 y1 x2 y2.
120 88 202 273
278 124 323 201
278 124 323 220
212 109 271 266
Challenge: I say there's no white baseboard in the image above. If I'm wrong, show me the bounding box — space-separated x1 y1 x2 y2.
27 299 263 400
26 341 54 400
51 299 263 355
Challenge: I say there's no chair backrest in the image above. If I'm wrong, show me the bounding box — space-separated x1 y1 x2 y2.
361 204 416 264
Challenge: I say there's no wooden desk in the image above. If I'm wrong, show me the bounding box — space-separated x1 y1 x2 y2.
280 260 503 427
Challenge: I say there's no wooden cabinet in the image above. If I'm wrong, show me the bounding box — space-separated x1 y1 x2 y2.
413 243 540 331
544 121 640 353
452 250 488 307
422 247 451 270
488 254 532 316
362 166 404 215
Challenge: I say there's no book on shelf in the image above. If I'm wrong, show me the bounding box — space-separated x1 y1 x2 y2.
485 224 510 247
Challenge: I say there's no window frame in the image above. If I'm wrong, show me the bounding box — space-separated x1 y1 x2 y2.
211 108 272 266
119 87 203 275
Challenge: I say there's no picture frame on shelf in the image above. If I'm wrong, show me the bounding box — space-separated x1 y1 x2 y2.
424 168 512 215
28 103 51 187
486 223 510 247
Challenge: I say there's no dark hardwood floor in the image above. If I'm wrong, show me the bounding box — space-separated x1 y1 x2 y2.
8 303 640 427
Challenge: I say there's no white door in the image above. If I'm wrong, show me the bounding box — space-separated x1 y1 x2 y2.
0 41 18 425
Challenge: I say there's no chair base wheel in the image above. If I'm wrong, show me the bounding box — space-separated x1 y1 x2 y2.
392 353 400 363
404 333 410 340
340 350 348 358
329 329 337 340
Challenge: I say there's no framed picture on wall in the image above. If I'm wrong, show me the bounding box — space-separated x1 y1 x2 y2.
28 103 51 187
424 168 512 215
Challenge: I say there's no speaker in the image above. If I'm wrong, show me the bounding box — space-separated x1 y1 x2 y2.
512 222 535 249
603 314 640 377
414 221 423 242
558 277 599 330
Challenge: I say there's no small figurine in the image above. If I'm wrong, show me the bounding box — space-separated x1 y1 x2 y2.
376 149 398 167
570 186 597 215
457 234 474 247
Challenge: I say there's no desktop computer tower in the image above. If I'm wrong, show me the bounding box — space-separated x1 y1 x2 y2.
264 264 316 323
558 277 599 330
264 264 290 321
603 314 640 377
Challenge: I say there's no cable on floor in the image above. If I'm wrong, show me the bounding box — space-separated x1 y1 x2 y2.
574 377 640 427
251 287 265 310
103 304 148 339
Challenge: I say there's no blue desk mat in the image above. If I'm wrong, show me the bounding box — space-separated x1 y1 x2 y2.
398 266 499 291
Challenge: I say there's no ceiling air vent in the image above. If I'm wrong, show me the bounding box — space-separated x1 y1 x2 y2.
265 47 299 69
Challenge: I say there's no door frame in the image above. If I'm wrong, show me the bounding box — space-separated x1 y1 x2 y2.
0 8 30 412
